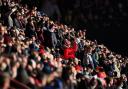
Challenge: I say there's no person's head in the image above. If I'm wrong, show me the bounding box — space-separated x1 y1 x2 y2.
27 18 34 25
105 77 113 86
86 64 93 73
121 74 127 82
31 36 36 42
85 46 92 53
16 11 22 19
116 78 123 87
0 26 6 35
36 62 43 71
62 66 73 81
64 39 71 48
0 62 7 71
31 9 37 17
89 78 98 88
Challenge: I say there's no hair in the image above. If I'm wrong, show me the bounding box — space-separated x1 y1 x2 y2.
62 66 72 81
116 78 123 87
105 77 112 85
85 46 92 53
89 78 97 87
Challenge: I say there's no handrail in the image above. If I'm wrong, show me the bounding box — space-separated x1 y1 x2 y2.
0 71 30 89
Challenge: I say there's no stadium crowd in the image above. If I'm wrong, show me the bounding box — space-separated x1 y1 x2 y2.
0 0 128 89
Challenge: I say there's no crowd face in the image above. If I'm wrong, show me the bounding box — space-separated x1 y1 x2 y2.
0 26 5 35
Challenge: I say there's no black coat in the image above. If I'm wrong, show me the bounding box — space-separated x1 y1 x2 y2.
25 23 36 38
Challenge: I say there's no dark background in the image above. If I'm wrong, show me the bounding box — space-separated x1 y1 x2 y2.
56 0 128 56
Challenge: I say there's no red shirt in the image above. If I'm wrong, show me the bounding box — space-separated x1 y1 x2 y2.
63 41 78 59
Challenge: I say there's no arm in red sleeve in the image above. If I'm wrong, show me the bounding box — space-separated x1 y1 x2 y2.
64 48 75 59
72 41 78 52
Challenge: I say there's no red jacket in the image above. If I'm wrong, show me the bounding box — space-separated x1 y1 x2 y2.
63 41 78 59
